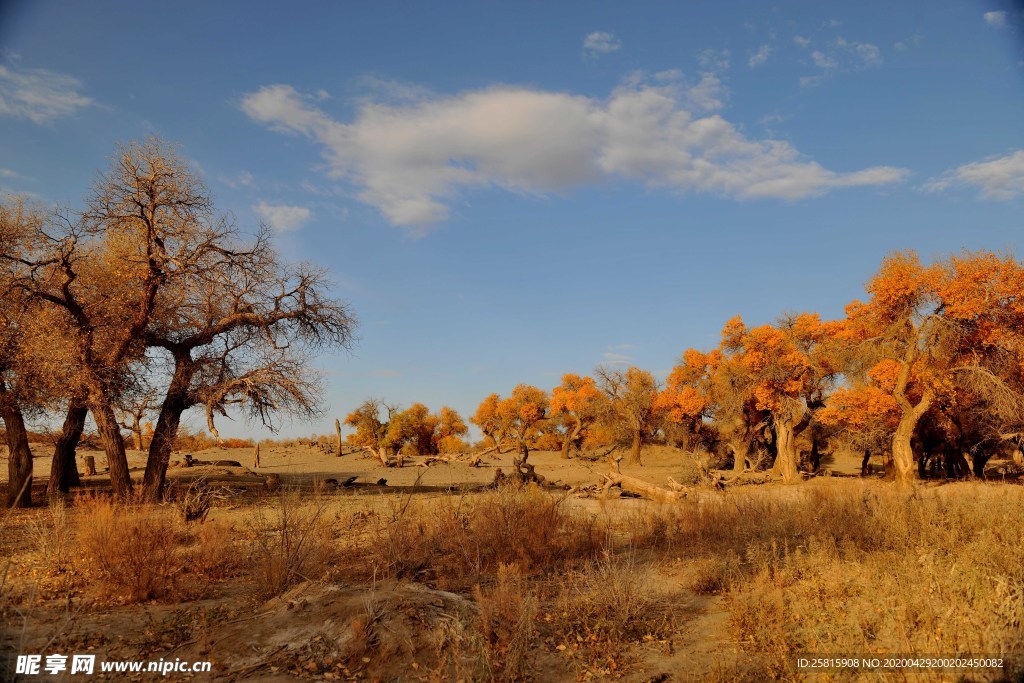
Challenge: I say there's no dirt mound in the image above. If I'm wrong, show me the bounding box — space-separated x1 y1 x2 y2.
185 581 479 680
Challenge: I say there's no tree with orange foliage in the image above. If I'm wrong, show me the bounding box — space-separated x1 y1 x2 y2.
471 385 549 463
434 406 469 453
831 250 1024 482
657 335 768 477
550 373 604 459
738 313 837 482
818 380 900 475
344 398 400 466
595 366 660 465
388 403 439 457
471 393 506 452
497 385 549 463
661 312 845 482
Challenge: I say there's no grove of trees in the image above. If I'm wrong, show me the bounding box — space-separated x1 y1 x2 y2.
442 251 1023 486
0 139 356 506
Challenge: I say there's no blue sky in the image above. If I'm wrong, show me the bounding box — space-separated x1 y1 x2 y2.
1 1 1023 439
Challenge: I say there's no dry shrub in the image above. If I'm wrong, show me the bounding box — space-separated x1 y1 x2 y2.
29 498 74 575
185 521 241 581
76 497 183 602
337 595 383 669
220 437 255 449
246 490 332 597
372 484 605 588
473 563 539 681
550 551 674 674
170 478 216 523
685 554 737 595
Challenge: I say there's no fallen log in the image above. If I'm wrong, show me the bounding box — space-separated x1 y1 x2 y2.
602 472 682 504
598 454 684 503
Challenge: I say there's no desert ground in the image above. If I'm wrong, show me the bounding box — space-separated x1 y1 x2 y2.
2 445 1023 682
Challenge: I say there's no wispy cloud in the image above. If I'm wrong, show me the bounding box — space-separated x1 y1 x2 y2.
242 76 907 231
602 351 634 366
698 48 731 72
0 62 92 124
252 201 312 231
894 32 923 51
923 150 1024 199
799 36 883 87
983 11 1007 28
748 44 772 68
583 31 622 56
220 170 255 189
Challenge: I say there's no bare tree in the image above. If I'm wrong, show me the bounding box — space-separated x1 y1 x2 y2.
0 141 222 497
117 384 159 451
139 239 355 499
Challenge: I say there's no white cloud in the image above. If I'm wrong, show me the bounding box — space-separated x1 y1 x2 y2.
252 201 312 231
242 79 908 230
583 31 622 56
983 11 1007 28
923 150 1024 199
0 63 92 124
793 35 811 48
748 44 772 68
0 168 19 178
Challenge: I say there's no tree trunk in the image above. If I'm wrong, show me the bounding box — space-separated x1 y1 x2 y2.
133 421 144 451
731 440 750 476
628 429 642 465
334 418 343 457
90 397 133 498
808 436 821 473
142 351 195 502
603 472 681 504
1 385 33 508
860 449 872 477
518 438 530 464
560 416 582 460
891 415 918 483
971 452 990 479
773 420 800 483
48 399 87 495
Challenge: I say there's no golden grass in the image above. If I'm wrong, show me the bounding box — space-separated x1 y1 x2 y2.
244 489 333 598
368 483 608 589
631 481 1024 680
3 479 1023 680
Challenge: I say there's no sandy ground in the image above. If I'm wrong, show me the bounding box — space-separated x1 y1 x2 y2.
2 441 872 497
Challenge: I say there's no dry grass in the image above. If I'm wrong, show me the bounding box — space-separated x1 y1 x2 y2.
369 483 607 589
244 489 333 597
6 477 1024 681
76 496 183 602
630 481 1024 680
473 563 540 681
547 550 675 675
